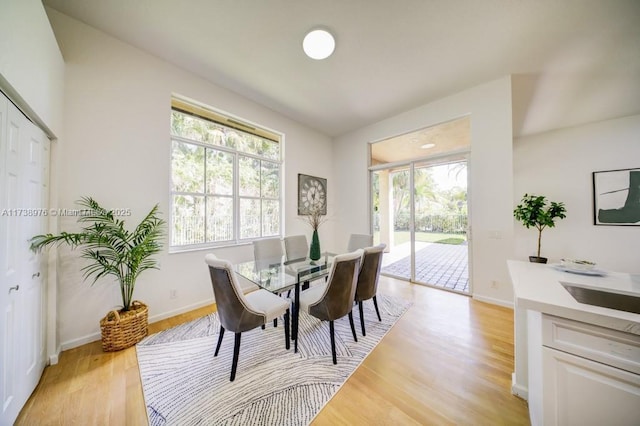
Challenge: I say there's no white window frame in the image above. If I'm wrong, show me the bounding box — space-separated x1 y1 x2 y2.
169 100 283 251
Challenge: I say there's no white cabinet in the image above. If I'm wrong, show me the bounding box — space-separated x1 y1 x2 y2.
0 92 49 425
538 315 640 426
542 346 640 425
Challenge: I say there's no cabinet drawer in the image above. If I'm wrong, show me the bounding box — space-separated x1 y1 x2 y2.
542 315 640 374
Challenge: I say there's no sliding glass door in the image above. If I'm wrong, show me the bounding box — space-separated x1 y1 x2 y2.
373 157 470 294
372 167 411 281
412 159 469 292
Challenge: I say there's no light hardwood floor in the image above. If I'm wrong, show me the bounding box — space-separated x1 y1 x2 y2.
16 276 530 425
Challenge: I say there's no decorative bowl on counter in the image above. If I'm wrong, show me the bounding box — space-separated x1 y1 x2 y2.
560 258 596 271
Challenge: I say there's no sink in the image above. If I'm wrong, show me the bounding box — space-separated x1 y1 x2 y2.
561 282 640 315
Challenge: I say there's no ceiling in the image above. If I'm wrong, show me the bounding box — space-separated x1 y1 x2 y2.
43 0 640 138
372 117 470 165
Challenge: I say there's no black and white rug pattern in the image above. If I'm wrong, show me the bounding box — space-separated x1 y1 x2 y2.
136 294 411 426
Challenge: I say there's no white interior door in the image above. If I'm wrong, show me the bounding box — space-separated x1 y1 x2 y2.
1 93 21 423
0 93 48 425
21 109 47 402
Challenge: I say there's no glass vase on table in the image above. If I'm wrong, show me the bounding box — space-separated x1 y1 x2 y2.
309 229 321 261
302 205 326 262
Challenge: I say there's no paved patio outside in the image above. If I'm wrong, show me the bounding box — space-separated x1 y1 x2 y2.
381 241 469 293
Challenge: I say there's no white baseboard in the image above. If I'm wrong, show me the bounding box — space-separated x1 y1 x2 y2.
511 372 529 400
472 294 514 309
147 298 214 324
59 298 216 351
61 331 101 351
48 346 61 365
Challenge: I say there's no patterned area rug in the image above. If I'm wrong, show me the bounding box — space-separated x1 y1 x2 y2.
136 294 410 425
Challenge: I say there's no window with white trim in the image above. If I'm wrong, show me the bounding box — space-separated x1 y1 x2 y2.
170 99 282 249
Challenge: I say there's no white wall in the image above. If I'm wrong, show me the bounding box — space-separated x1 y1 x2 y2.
514 115 640 272
46 9 334 349
0 0 64 137
1 0 65 363
333 77 515 306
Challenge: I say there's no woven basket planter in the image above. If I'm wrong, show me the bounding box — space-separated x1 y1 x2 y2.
99 300 149 352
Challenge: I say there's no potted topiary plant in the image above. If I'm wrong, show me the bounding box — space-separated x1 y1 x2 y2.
30 197 165 351
513 194 567 264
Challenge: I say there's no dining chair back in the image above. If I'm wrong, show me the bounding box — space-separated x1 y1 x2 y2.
205 254 290 381
354 243 386 336
207 253 259 294
299 249 363 363
253 238 284 269
283 234 309 261
347 233 373 251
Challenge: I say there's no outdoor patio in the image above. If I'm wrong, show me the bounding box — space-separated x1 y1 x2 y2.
381 241 469 293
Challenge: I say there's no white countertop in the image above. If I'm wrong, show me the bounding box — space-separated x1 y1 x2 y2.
508 260 640 335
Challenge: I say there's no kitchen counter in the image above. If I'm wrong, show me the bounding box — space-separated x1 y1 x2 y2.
508 260 640 425
508 259 640 335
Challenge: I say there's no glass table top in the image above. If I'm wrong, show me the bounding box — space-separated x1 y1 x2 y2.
234 254 335 293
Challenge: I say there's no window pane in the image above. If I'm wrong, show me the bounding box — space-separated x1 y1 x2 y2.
171 140 204 193
170 104 281 248
171 112 210 144
220 127 279 160
206 149 233 195
223 130 241 150
206 196 233 242
240 198 260 239
172 195 205 245
233 132 255 155
171 111 231 149
171 111 201 140
260 138 280 161
261 161 279 198
262 200 280 236
239 156 260 197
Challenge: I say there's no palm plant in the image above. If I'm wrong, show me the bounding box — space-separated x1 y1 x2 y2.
30 197 165 311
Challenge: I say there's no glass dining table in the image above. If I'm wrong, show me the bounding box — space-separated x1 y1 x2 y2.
234 253 335 353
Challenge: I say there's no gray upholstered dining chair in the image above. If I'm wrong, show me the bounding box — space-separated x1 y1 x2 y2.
354 243 386 336
283 234 308 261
205 254 291 381
253 237 288 320
298 250 363 364
347 233 373 251
207 253 259 295
284 234 324 288
252 237 284 269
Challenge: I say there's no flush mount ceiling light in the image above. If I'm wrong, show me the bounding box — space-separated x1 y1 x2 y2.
303 29 335 60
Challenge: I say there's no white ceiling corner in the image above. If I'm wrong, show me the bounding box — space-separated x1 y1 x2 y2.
43 0 640 138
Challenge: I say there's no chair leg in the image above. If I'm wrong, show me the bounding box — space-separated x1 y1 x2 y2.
348 311 358 342
329 321 337 364
359 300 366 336
373 295 382 321
284 310 290 350
214 326 225 356
261 324 265 330
274 318 278 328
230 332 241 382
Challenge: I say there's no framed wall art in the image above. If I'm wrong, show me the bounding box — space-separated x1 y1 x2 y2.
592 167 640 226
298 174 327 215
